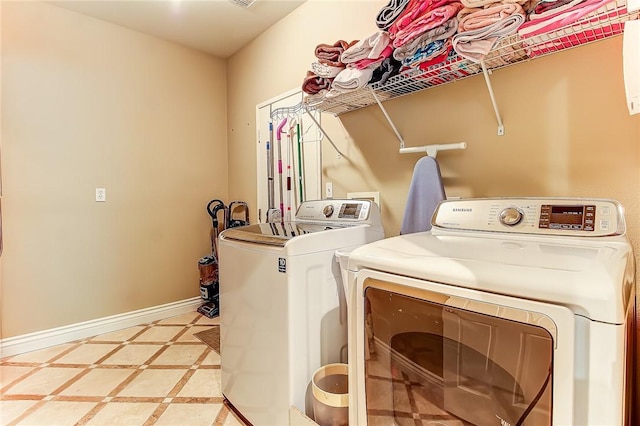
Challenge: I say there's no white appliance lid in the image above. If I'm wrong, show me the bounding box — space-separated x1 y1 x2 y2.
220 222 358 247
349 197 634 324
220 199 382 247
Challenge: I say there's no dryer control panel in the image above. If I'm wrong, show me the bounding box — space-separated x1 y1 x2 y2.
432 198 626 237
295 199 380 224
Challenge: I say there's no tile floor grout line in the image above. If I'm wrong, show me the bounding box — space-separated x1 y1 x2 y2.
166 368 195 399
143 402 170 426
47 366 93 396
43 341 85 364
106 368 145 397
5 399 49 426
0 367 41 394
0 341 85 394
213 403 230 425
91 341 129 365
74 401 108 426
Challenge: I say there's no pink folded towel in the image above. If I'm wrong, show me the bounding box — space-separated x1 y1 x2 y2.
457 6 482 20
452 3 525 63
388 0 428 36
530 0 585 19
315 40 358 67
461 0 529 8
393 17 458 60
351 45 394 70
458 3 523 31
391 0 455 35
524 20 621 56
518 0 614 37
301 71 333 95
393 2 464 48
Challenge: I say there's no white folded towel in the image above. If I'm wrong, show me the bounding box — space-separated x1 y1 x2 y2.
341 31 391 64
452 12 525 63
311 61 345 78
326 67 374 97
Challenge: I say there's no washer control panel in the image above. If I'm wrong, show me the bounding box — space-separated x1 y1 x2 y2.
295 199 375 223
433 198 625 237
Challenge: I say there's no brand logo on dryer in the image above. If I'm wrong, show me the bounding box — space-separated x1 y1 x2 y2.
452 208 473 212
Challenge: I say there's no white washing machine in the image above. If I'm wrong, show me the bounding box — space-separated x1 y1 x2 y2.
218 199 384 426
345 198 635 426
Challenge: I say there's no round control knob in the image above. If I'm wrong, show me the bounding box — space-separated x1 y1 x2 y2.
322 205 334 218
499 207 524 226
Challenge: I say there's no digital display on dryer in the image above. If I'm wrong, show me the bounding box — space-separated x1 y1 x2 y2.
339 203 362 219
539 204 595 231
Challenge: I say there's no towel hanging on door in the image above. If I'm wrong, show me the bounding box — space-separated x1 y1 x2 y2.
400 156 446 235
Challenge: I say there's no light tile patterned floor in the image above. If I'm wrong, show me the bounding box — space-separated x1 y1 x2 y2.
0 312 247 426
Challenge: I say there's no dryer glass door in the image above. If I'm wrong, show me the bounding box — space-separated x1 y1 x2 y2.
364 285 553 426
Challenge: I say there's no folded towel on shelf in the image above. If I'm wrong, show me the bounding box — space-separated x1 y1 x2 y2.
341 31 391 63
452 3 525 63
301 70 333 95
457 6 481 20
326 67 375 97
522 14 622 56
388 0 428 34
315 40 358 67
458 3 524 31
351 45 394 70
415 44 456 70
529 0 585 19
393 17 458 60
400 156 446 235
412 50 480 85
311 61 345 78
376 0 412 29
461 0 529 8
369 56 404 85
393 2 464 48
518 0 614 38
402 39 452 67
391 0 455 32
406 47 479 85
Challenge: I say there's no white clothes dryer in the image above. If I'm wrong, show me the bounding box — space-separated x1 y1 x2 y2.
345 198 635 426
218 199 384 426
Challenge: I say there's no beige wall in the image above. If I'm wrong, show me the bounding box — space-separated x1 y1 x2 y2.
1 2 228 338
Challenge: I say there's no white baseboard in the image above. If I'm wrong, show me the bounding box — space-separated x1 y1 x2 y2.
0 297 202 358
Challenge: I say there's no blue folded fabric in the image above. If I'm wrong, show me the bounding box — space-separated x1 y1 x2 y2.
400 156 446 235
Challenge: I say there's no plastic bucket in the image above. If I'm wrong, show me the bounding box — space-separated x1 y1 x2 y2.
312 363 349 426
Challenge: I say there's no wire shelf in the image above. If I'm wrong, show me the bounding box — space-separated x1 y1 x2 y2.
309 0 637 116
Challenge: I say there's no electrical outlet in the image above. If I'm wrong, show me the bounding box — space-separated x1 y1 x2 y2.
325 182 333 199
96 188 106 202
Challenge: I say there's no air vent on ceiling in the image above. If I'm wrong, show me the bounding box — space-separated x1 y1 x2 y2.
228 0 256 8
